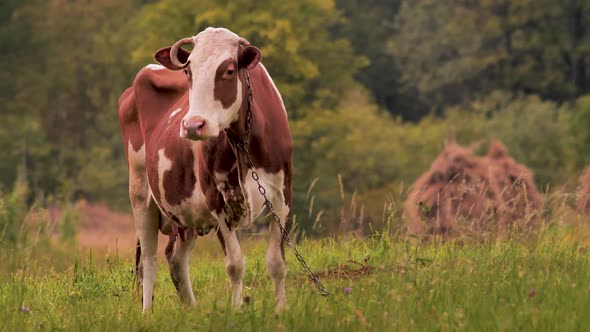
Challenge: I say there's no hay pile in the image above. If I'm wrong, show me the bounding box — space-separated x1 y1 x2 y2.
484 141 542 227
577 167 590 213
404 140 541 237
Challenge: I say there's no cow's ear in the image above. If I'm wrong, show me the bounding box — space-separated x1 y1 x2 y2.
238 46 261 70
154 47 190 70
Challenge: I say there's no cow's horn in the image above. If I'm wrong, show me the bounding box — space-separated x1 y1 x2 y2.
238 37 250 47
170 37 194 68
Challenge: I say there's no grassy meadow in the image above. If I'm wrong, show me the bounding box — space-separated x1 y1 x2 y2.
2 219 590 331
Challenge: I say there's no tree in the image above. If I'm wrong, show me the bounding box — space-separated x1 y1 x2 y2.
0 0 48 193
127 0 367 119
0 0 140 205
571 95 590 170
391 0 590 109
334 0 426 121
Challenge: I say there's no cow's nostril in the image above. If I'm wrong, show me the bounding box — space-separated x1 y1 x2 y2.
196 121 205 130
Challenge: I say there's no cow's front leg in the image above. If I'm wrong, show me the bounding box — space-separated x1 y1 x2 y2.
267 203 289 313
216 220 245 308
166 229 197 306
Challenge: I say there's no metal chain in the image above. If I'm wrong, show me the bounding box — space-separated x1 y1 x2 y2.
226 71 329 297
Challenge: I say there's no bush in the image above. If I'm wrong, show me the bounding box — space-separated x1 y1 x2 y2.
292 91 576 235
0 181 28 247
571 95 590 171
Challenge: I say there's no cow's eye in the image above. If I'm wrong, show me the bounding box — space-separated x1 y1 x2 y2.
226 69 234 76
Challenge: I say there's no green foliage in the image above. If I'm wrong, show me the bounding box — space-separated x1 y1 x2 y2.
445 92 577 187
129 0 367 116
2 0 590 239
292 91 575 231
0 182 82 250
335 0 419 118
391 0 590 108
0 182 28 247
0 0 137 206
571 95 590 170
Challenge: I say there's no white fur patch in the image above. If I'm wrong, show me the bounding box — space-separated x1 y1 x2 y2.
157 149 172 207
146 64 165 71
127 142 148 207
169 108 183 123
127 142 146 171
214 210 245 307
214 171 229 191
154 146 214 229
243 169 286 225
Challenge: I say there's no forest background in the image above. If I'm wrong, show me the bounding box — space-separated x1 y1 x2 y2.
2 0 590 235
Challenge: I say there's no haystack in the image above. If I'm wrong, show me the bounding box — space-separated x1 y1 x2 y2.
577 167 590 213
404 140 541 237
404 143 494 236
483 140 542 229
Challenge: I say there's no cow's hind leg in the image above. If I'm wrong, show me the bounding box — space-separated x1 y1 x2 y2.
216 220 245 308
135 238 143 290
127 144 159 312
133 199 160 312
166 230 197 305
267 199 289 313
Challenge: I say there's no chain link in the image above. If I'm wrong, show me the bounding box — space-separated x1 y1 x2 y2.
226 71 329 297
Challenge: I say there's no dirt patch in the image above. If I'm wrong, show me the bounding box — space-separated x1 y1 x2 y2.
46 200 169 257
318 260 375 279
311 260 409 282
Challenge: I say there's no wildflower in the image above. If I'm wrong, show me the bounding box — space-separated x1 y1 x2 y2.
528 288 536 298
20 306 30 314
344 287 351 294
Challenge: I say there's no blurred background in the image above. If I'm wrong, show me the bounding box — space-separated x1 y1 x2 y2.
2 0 590 254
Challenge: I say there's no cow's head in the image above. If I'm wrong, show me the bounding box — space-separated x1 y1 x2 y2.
154 28 261 140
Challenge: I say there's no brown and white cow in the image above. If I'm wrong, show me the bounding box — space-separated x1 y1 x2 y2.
118 27 292 313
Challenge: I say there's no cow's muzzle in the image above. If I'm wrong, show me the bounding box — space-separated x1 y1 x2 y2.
181 116 208 140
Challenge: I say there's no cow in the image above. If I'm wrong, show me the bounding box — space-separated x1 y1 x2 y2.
117 27 292 313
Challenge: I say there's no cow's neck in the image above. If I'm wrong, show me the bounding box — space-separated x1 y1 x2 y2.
222 68 262 187
225 69 254 146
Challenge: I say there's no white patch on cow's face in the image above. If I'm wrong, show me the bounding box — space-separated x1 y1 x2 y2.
146 64 165 71
181 28 243 139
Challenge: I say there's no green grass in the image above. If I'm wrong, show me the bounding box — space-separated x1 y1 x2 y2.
1 226 590 332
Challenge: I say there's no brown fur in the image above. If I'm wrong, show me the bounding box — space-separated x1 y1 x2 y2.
227 65 293 207
117 87 143 154
214 58 238 108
